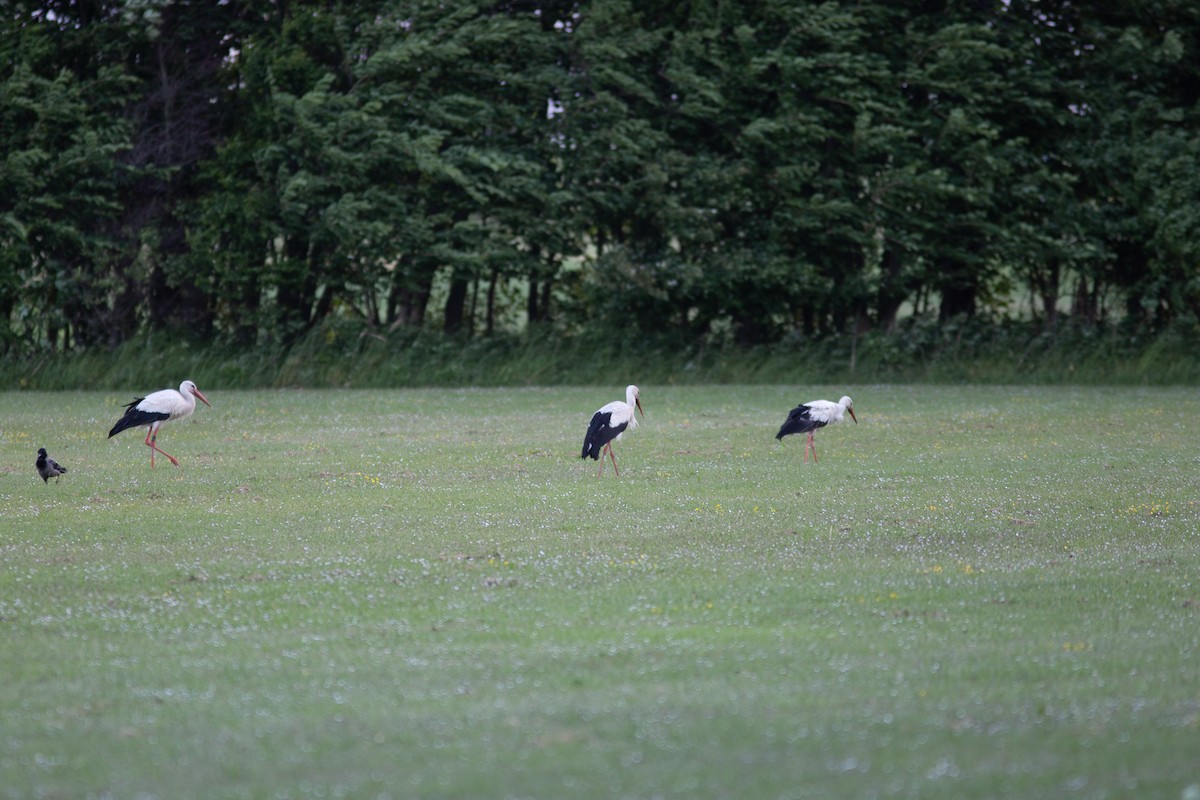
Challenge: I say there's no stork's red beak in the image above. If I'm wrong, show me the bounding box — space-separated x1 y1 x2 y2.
635 397 644 418
848 406 857 424
192 386 212 407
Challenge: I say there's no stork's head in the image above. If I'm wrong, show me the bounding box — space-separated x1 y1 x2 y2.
628 385 644 418
182 380 212 408
840 396 857 423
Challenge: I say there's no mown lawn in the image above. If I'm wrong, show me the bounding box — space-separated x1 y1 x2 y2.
1 384 1198 799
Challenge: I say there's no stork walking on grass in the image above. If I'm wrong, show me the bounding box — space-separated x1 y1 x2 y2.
581 385 644 477
108 380 211 467
36 447 67 483
775 395 857 463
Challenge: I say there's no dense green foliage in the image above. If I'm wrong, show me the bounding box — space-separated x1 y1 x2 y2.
2 1 1199 358
2 385 1199 796
2 314 1199 391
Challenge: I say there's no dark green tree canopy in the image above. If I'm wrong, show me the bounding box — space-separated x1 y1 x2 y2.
2 0 1197 354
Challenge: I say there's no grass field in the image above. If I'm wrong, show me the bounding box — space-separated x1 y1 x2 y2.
1 384 1198 799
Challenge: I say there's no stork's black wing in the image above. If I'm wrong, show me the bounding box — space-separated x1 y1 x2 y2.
775 404 826 440
581 411 628 460
108 397 168 438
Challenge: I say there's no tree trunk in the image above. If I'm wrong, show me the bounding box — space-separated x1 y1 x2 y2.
1039 260 1060 334
877 246 906 333
0 294 12 352
527 273 539 323
235 274 260 345
485 267 498 335
539 277 552 322
938 283 976 320
937 257 977 320
275 236 313 337
388 258 434 329
467 274 479 337
1071 275 1097 325
443 274 469 334
801 304 816 337
105 274 140 349
391 284 432 328
311 282 336 324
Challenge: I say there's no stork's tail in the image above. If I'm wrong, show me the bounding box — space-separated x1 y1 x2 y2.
775 421 798 440
581 413 606 460
108 414 138 438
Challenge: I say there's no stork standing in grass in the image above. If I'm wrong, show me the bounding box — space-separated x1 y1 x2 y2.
775 395 857 463
581 385 644 476
108 379 212 467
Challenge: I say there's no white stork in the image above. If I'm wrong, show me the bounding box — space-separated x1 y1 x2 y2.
775 395 857 463
108 379 212 467
36 447 68 483
581 385 644 477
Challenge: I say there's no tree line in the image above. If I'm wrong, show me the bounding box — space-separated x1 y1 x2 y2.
2 0 1198 355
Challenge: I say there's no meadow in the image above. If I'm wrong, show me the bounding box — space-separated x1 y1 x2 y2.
1 384 1197 799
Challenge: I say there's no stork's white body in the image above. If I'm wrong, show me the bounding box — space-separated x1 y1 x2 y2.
581 385 644 476
109 380 211 467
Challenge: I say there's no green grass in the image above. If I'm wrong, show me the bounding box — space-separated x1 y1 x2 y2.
2 384 1198 799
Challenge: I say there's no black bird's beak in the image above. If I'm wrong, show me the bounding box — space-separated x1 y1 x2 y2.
848 407 858 424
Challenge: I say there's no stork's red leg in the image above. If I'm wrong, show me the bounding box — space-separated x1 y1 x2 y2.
802 432 815 463
143 426 180 467
595 442 620 477
143 428 155 467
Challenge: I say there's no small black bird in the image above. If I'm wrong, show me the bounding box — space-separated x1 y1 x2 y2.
36 447 68 483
